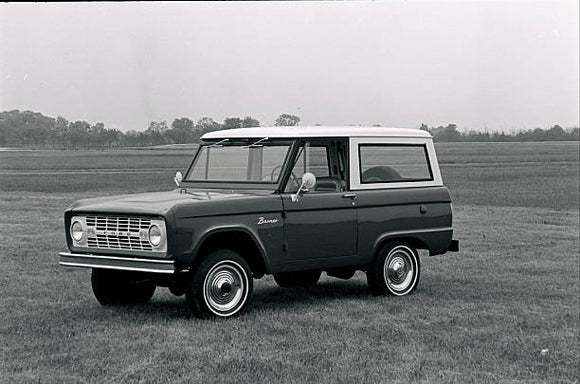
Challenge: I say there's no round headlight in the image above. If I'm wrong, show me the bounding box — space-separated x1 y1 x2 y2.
71 220 84 241
148 224 162 247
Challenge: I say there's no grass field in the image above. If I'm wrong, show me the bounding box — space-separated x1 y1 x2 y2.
0 142 578 383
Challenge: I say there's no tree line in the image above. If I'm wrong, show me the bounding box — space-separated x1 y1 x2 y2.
0 110 301 149
0 110 577 149
420 123 579 142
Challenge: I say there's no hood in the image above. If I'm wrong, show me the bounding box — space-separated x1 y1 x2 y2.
69 189 275 217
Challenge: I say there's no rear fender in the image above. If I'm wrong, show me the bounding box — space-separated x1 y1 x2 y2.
373 228 453 258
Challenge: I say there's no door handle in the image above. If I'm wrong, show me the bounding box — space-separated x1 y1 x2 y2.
342 193 357 199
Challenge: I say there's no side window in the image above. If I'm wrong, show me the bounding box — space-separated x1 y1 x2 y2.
284 143 330 192
359 145 432 183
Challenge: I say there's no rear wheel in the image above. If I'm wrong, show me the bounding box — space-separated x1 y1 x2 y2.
274 270 322 288
91 269 156 305
186 250 253 319
367 242 420 296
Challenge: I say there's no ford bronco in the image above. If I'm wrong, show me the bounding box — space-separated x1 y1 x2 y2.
60 126 459 318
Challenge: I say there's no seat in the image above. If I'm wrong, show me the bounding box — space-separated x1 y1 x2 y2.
314 177 343 192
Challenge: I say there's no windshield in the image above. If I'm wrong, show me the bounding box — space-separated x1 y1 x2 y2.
185 141 292 186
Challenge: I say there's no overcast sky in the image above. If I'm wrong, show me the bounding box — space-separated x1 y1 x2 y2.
0 1 578 132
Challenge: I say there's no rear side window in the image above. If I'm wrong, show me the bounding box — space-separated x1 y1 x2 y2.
359 144 433 183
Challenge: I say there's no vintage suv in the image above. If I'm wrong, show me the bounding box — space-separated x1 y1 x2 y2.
60 126 459 318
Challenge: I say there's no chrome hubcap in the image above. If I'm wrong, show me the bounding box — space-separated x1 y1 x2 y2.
384 247 415 293
388 258 407 282
219 281 232 294
203 261 248 316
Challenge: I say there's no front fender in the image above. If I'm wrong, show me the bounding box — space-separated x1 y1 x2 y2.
172 210 284 272
192 225 270 271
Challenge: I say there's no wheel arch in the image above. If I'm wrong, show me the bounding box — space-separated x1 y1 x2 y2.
373 233 428 260
192 227 270 278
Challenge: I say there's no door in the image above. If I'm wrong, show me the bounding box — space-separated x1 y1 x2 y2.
279 140 357 268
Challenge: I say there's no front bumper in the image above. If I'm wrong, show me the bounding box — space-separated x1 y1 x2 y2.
59 252 175 274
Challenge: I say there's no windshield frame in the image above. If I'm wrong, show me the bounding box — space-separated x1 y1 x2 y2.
181 138 297 191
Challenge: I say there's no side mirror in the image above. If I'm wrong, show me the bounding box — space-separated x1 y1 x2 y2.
174 171 183 186
291 172 316 202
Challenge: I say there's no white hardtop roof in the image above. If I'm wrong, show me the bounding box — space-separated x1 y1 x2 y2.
202 126 431 140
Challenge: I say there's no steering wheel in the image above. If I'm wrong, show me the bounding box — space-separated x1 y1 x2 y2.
269 165 283 182
267 165 300 190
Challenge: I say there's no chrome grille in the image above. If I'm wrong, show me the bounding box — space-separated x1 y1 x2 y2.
85 216 153 251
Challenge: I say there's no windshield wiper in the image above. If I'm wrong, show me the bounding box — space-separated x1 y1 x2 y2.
242 137 269 148
205 138 229 148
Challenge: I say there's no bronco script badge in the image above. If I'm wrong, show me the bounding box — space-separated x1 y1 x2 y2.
257 217 279 225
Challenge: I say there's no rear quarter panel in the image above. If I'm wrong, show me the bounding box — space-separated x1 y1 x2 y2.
356 186 453 263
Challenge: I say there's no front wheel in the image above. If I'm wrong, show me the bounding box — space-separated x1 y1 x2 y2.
91 269 156 305
186 250 253 319
367 242 420 296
